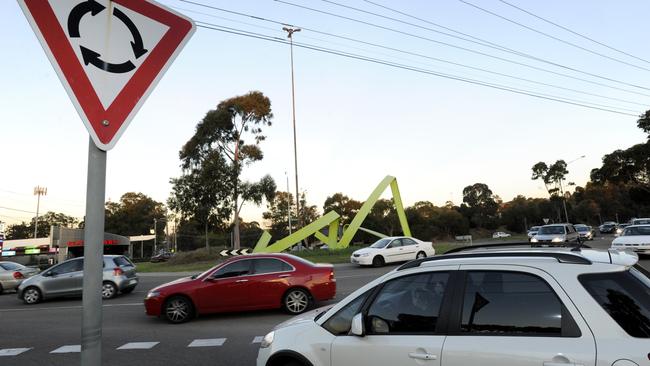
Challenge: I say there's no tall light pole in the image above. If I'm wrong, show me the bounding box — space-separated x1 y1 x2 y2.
283 26 302 229
33 186 47 238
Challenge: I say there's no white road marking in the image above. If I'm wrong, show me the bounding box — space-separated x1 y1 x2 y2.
0 303 142 313
117 342 159 350
0 348 31 356
188 338 226 347
252 336 263 344
51 345 81 353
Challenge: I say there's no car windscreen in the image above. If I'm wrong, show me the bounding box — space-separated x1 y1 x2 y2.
529 226 540 231
538 226 564 235
576 227 589 232
579 268 650 338
623 226 650 236
634 219 650 225
0 262 24 271
370 238 391 249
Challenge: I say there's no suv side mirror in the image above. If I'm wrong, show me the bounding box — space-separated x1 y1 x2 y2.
350 313 365 337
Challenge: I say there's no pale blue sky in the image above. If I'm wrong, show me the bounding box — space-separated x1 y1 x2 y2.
1 0 648 229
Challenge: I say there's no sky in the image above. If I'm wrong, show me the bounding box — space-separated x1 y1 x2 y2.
1 0 648 232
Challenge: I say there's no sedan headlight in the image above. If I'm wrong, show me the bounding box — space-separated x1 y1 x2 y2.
552 237 563 243
145 290 160 300
530 238 538 243
260 331 275 348
360 253 370 257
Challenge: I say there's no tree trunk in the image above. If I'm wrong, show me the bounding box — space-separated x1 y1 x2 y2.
233 199 240 250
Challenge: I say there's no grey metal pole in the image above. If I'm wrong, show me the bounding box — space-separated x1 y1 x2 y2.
283 27 301 230
34 193 40 238
81 137 106 366
153 218 157 255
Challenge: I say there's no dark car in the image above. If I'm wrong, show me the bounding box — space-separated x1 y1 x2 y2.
144 253 336 323
150 251 174 263
599 222 617 234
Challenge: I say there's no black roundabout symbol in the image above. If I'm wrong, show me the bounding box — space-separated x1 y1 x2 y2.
67 0 148 74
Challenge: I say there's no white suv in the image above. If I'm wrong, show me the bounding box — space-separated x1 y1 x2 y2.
257 245 649 366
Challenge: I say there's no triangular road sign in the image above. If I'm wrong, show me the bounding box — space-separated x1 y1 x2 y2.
18 0 196 150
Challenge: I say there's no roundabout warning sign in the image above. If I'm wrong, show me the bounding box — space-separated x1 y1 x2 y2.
18 0 196 150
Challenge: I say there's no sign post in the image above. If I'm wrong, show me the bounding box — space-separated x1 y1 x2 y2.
18 1 195 365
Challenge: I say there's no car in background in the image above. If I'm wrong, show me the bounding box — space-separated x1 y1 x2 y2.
575 224 594 240
17 255 138 304
531 223 580 245
616 223 630 236
632 218 650 225
350 237 435 267
0 262 39 294
492 231 511 239
150 251 174 263
527 226 541 241
144 253 336 323
257 246 649 366
611 225 650 255
599 222 618 234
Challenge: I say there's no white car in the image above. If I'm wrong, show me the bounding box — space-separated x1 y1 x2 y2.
257 246 648 366
492 231 511 239
612 224 650 254
350 237 434 266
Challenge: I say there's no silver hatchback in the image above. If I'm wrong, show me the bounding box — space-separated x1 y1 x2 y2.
17 255 138 304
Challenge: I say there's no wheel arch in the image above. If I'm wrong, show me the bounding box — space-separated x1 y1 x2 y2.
162 293 197 316
267 350 314 366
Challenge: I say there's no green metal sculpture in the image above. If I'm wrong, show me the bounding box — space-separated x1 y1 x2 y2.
253 175 411 253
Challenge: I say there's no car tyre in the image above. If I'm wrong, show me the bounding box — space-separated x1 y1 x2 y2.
0 283 3 295
23 286 42 304
416 251 427 259
283 288 311 315
102 281 118 299
164 296 194 324
372 255 385 267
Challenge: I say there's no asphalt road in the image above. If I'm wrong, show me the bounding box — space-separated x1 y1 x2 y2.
1 235 646 366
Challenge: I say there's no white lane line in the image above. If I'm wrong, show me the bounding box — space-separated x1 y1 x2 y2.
252 336 263 344
51 345 81 354
117 342 159 350
0 348 31 356
188 338 226 347
0 303 142 312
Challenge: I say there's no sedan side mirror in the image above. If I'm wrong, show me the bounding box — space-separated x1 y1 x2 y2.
350 313 365 337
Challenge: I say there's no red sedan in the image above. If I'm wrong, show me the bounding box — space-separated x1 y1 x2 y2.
144 253 336 323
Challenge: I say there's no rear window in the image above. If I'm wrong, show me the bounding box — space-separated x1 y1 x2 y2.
579 268 650 338
0 262 24 271
113 256 134 267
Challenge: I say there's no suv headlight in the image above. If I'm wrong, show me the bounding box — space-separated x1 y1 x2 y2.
552 237 563 243
260 331 274 348
530 238 538 243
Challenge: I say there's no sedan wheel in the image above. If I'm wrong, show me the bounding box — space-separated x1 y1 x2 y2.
416 251 427 259
102 282 117 299
23 287 41 304
164 297 193 323
284 289 310 314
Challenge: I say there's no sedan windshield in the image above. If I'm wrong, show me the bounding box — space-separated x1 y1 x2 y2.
576 227 590 232
370 238 391 249
623 226 650 236
538 226 565 235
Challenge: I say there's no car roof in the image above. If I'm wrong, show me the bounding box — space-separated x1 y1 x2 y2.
626 224 650 228
398 243 638 271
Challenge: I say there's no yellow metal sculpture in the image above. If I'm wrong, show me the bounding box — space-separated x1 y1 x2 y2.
253 175 411 253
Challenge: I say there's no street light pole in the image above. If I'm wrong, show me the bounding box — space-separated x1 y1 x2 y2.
33 186 47 238
283 26 302 230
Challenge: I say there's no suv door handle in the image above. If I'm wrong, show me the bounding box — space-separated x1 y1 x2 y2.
408 353 437 360
235 279 249 283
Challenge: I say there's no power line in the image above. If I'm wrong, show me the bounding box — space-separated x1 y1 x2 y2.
497 0 650 65
194 22 637 116
175 4 645 107
458 0 650 72
179 0 650 99
272 0 650 94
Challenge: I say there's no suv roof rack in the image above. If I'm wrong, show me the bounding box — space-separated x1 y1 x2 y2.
444 242 590 254
397 243 592 271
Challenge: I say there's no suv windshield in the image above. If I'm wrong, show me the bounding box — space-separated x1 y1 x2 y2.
370 238 391 249
579 268 650 338
576 226 590 232
538 226 565 235
623 226 650 236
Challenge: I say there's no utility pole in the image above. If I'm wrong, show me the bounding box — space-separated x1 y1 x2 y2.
283 26 302 230
33 186 47 238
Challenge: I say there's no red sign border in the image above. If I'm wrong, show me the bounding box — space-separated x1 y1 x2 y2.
20 0 195 150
